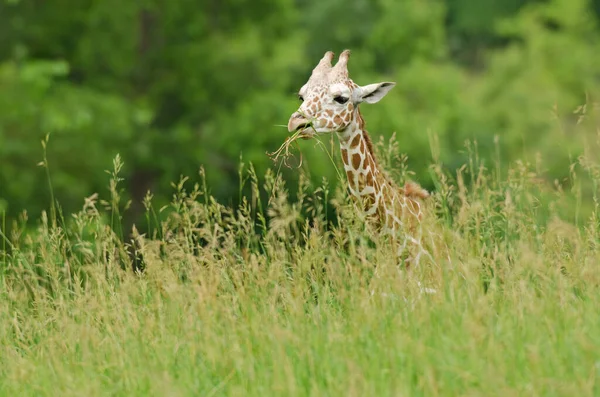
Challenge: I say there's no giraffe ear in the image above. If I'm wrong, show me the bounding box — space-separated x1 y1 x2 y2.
358 82 396 104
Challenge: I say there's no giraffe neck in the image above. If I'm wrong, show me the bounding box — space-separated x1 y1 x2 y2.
337 109 423 231
338 109 391 216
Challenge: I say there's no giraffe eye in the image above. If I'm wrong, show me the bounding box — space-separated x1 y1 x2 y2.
334 96 349 104
298 95 304 102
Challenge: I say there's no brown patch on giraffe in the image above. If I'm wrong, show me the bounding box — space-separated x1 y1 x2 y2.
341 148 349 165
350 133 361 148
343 112 351 123
359 139 366 153
325 109 334 118
346 170 354 185
310 104 317 113
348 103 354 112
366 170 374 186
364 156 375 173
362 133 377 163
334 115 342 125
356 109 366 131
351 153 361 169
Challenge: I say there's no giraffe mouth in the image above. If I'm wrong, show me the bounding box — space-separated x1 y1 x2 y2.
297 128 316 139
293 123 316 139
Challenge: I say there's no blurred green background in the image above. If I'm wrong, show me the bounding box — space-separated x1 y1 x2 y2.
1 0 600 228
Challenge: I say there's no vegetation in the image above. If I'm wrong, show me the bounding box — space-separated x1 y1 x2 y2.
1 133 600 394
1 0 600 395
2 0 600 226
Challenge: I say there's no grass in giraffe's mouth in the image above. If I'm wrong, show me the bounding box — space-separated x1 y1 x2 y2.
298 128 316 139
268 127 316 169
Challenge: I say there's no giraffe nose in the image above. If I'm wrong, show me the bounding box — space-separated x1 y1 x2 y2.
287 112 310 133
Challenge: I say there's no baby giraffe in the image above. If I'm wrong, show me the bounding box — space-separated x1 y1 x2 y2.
287 50 430 265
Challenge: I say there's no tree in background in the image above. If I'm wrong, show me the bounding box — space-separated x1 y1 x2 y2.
1 0 599 229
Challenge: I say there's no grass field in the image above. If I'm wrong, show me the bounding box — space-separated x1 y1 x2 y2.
1 143 600 396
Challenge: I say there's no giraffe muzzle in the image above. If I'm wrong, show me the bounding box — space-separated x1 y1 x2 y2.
287 113 315 139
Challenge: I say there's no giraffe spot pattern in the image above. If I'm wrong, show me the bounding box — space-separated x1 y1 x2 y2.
351 153 361 169
346 170 354 185
343 112 351 123
341 148 349 165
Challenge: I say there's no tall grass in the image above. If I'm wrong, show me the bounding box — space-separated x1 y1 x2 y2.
0 133 599 396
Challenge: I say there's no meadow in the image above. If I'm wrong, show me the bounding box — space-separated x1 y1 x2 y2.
3 0 600 394
1 133 599 396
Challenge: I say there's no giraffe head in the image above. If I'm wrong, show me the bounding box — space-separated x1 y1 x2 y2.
287 50 396 138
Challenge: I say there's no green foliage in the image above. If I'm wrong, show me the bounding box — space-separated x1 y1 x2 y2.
1 1 600 392
0 59 141 218
1 0 600 229
1 148 599 395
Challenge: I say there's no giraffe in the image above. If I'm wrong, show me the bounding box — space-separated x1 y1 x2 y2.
287 50 431 266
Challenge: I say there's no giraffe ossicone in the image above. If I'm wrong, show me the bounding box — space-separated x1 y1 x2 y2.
287 50 431 266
